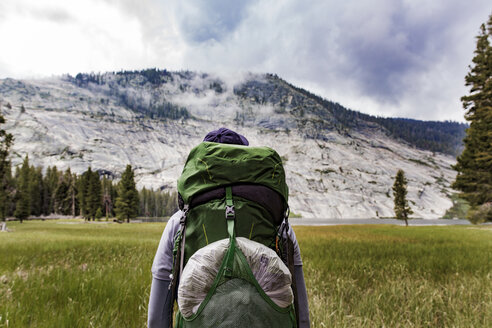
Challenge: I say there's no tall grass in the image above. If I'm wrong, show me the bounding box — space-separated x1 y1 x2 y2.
0 221 160 328
297 225 492 327
0 221 491 327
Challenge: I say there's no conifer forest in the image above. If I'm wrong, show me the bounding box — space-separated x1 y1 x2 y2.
0 154 177 221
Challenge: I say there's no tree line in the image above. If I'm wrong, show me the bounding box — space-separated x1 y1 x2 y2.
0 155 178 222
71 70 191 121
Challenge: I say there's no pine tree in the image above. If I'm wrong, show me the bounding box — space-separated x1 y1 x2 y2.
88 169 102 220
80 168 102 220
29 166 44 217
78 169 88 218
15 156 31 222
139 187 148 217
54 173 68 215
0 161 13 220
115 164 139 222
95 207 103 219
452 14 492 224
0 112 14 221
63 169 78 217
165 191 178 217
42 166 52 216
110 179 117 217
43 166 60 215
393 169 413 226
101 176 114 219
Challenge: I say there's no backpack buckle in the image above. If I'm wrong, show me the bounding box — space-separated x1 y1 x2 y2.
225 205 235 219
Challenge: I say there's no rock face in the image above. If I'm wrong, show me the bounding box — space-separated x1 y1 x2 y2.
0 70 457 219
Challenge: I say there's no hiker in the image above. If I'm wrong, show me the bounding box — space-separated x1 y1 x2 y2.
148 128 310 327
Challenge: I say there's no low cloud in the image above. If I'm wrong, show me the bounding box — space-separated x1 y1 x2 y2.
1 0 490 122
170 0 490 121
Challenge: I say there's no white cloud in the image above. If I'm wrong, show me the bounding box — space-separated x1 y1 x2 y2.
0 0 490 122
174 0 489 122
0 0 184 77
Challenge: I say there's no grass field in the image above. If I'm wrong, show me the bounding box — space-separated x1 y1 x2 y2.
0 221 491 327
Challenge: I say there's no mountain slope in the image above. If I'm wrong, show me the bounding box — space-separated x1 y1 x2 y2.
0 70 460 218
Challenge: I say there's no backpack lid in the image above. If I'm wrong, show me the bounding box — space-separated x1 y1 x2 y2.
177 142 289 205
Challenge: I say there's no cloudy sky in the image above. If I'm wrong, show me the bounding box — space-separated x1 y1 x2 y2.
0 0 490 122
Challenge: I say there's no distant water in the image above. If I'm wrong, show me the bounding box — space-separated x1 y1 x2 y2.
289 218 471 226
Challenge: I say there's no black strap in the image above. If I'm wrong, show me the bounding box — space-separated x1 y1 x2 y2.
168 239 180 328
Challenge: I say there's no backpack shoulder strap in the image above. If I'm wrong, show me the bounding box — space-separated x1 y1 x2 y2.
169 206 189 327
281 218 300 327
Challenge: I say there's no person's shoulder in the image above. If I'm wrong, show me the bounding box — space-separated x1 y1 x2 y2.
280 219 298 240
169 210 183 222
167 210 183 230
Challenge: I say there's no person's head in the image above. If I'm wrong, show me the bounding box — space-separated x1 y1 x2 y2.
203 127 249 146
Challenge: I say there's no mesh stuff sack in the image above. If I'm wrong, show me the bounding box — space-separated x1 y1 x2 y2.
178 237 293 318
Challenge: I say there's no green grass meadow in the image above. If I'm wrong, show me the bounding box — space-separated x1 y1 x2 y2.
0 221 491 327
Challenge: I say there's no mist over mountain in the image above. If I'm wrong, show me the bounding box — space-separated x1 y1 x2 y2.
0 69 465 218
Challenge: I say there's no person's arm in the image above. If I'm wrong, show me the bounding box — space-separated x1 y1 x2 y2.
148 211 182 328
295 265 310 328
285 224 311 328
148 278 172 328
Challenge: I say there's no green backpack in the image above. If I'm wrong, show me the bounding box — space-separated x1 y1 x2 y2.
170 142 298 328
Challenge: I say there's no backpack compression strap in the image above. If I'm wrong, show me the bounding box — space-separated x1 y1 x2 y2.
280 216 300 328
224 186 236 278
169 204 189 328
179 184 287 225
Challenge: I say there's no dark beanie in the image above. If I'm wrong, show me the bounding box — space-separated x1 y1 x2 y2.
203 127 249 146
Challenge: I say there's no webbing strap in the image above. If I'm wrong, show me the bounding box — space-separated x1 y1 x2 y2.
224 186 235 277
227 219 235 240
226 186 233 207
168 229 182 328
225 186 235 219
226 186 235 239
179 205 189 277
224 221 235 278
